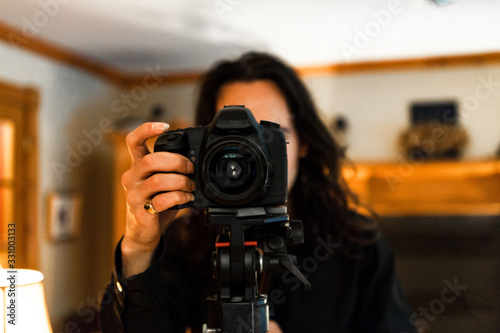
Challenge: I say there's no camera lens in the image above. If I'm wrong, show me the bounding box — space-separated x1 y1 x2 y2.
212 151 252 193
200 137 268 206
223 159 243 180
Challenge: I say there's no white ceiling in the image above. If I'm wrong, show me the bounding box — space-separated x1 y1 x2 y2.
1 0 500 75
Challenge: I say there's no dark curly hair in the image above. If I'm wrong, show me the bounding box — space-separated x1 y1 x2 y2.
190 52 379 258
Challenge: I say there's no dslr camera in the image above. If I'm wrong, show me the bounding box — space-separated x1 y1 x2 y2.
154 105 287 209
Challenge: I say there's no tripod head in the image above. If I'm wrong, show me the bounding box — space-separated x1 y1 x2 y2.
203 206 311 333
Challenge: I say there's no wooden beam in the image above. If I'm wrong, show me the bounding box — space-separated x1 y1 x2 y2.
296 52 500 76
119 52 500 86
0 20 207 86
118 71 202 87
0 20 132 85
2 19 500 87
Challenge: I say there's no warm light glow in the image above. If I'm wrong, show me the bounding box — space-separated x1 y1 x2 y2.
0 120 14 181
0 120 15 269
0 269 52 332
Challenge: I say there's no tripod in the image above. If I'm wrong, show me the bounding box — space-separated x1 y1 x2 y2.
202 206 311 333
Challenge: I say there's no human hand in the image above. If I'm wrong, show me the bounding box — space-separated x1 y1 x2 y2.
269 320 283 333
120 122 196 277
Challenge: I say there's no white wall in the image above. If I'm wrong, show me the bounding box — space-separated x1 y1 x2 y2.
305 65 500 161
141 64 500 162
0 42 123 331
123 82 199 127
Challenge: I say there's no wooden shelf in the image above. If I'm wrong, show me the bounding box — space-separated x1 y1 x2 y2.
343 159 500 217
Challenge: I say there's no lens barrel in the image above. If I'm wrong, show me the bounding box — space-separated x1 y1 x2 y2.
201 137 268 206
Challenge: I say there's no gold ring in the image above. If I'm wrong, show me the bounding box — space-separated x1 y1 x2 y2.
144 199 159 215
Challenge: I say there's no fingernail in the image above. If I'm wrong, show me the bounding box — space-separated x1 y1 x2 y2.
153 122 170 131
188 193 195 202
191 181 197 191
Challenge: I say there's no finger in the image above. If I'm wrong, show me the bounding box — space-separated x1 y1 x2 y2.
149 191 195 213
138 173 196 204
125 122 170 163
120 152 194 194
123 172 196 212
268 321 283 333
132 152 194 181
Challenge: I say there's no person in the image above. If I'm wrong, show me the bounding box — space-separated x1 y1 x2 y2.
99 52 417 333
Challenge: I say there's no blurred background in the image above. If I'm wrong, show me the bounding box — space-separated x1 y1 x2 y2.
0 0 499 332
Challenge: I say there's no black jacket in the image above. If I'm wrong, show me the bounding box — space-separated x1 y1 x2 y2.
99 217 417 333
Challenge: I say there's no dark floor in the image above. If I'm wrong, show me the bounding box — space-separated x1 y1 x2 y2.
380 215 500 333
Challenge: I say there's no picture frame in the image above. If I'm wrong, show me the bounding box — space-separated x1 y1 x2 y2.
47 191 82 242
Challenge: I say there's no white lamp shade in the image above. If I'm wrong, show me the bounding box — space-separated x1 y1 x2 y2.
0 269 52 333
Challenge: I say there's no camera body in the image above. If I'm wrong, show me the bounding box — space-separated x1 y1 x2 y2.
154 105 288 209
